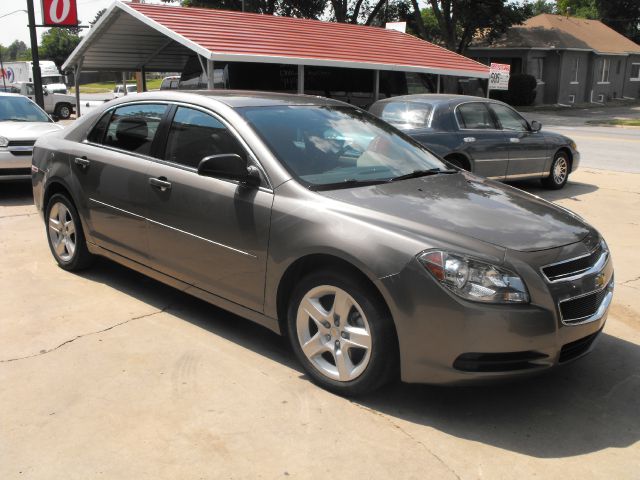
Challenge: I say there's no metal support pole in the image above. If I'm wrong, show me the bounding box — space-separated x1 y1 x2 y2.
297 65 304 94
26 0 44 108
0 49 6 90
74 57 83 118
122 71 128 95
141 67 147 92
436 74 441 93
207 59 215 89
373 70 380 101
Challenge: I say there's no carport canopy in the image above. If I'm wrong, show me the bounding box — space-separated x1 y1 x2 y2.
64 0 489 110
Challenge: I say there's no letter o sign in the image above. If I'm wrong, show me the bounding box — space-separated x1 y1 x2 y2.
42 0 79 26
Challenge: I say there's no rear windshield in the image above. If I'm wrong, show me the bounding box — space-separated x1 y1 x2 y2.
238 105 445 189
379 101 433 130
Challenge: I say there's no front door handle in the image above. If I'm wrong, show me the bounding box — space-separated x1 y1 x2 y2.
149 177 172 192
463 137 476 143
74 156 90 168
510 137 520 143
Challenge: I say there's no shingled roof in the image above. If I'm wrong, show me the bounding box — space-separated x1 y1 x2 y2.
471 14 640 54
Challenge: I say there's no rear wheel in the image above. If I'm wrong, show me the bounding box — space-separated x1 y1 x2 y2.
45 193 94 271
55 103 72 120
287 270 397 396
542 151 570 189
445 155 469 171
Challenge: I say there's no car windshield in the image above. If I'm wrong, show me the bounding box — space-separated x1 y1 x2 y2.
238 105 447 189
41 76 64 85
0 96 50 122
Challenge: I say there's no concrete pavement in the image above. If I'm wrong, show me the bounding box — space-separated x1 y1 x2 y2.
1 168 639 479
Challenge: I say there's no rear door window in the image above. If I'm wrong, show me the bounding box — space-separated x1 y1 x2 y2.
103 103 167 156
455 102 496 130
164 107 246 169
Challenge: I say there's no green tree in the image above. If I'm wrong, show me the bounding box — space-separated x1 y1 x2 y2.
556 0 598 18
526 0 555 15
407 1 530 54
40 28 82 69
597 0 640 43
7 40 29 61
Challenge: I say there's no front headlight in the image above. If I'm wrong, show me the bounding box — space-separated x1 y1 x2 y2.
418 250 529 304
0 136 9 148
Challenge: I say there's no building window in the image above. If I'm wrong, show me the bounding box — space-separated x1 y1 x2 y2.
631 63 640 81
568 94 575 104
570 57 579 84
531 58 544 81
616 60 621 75
597 58 610 83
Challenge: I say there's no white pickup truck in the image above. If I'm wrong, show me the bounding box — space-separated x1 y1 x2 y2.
8 82 76 119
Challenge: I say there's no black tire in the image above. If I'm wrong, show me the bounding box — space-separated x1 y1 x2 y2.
542 151 570 190
45 193 94 271
445 156 469 171
287 269 398 396
55 103 72 120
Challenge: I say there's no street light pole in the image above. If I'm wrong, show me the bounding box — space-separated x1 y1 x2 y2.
26 0 45 108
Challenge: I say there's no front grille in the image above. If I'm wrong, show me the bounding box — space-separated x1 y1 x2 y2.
559 283 611 324
7 140 35 147
559 329 602 363
542 243 604 282
453 351 549 372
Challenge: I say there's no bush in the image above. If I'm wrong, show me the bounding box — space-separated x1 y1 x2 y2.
489 73 537 106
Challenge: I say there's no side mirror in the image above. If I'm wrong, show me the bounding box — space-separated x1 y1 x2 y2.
49 115 59 122
197 154 261 187
530 120 542 132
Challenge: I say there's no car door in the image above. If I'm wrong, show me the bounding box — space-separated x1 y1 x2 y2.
453 102 509 179
145 105 273 312
72 103 168 263
489 103 550 179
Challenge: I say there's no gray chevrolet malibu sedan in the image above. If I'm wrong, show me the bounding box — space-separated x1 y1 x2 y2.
32 91 613 395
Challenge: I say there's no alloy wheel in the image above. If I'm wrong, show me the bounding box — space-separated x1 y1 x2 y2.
553 156 568 185
296 285 372 382
48 202 76 262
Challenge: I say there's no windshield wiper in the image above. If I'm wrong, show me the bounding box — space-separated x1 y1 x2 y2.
389 168 457 182
310 178 389 191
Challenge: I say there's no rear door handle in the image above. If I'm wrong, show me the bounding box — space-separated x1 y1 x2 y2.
149 177 172 192
510 137 520 143
463 137 476 143
74 156 90 168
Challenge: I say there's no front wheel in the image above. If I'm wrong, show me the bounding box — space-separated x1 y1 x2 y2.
45 193 94 271
287 271 397 396
542 151 570 189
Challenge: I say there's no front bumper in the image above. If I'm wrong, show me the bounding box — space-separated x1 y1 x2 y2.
0 149 32 179
381 240 613 384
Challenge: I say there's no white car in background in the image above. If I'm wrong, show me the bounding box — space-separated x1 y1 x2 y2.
113 84 138 98
0 93 63 180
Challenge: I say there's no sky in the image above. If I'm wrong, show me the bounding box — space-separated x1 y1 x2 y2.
0 0 166 47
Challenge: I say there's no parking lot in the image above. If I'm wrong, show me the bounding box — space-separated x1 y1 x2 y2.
1 123 639 478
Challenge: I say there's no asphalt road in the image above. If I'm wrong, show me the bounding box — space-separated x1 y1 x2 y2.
545 125 640 174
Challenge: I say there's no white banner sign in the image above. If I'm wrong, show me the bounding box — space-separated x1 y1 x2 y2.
489 63 510 90
385 22 406 33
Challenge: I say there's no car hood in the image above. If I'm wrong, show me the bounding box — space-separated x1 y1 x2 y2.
0 121 63 140
320 172 591 252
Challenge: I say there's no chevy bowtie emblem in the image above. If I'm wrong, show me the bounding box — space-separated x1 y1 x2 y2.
595 273 606 289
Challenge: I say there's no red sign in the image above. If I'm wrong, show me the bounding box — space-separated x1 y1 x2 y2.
41 0 79 26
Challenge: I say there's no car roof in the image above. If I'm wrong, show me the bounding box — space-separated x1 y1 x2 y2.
373 94 489 105
189 90 347 108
